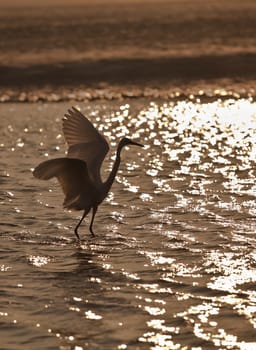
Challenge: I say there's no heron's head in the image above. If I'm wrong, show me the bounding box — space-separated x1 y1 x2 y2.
119 137 144 150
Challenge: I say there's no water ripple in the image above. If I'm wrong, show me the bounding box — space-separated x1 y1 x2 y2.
1 99 256 349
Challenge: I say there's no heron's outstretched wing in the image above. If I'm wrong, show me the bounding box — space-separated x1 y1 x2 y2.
33 158 96 211
63 107 109 185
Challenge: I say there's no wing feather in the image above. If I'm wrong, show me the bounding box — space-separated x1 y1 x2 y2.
33 158 96 211
63 107 109 185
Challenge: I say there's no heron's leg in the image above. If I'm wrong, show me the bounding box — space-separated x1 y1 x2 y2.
89 206 98 237
74 209 89 240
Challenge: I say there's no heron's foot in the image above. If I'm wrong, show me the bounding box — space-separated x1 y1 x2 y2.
89 228 96 237
74 229 81 241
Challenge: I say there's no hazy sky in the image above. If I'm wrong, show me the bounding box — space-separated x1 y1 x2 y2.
0 0 160 6
0 0 90 5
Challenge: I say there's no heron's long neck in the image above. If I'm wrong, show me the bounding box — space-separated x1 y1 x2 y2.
103 144 122 194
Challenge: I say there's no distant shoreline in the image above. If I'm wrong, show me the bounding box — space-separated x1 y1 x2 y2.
1 53 255 88
0 53 255 102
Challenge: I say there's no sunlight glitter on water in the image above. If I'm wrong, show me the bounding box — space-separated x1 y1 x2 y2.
105 98 256 349
205 251 256 293
28 255 51 267
1 98 256 350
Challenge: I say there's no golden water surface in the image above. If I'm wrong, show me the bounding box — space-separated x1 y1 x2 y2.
0 98 256 349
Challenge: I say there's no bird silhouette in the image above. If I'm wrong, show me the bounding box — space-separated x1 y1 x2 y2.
33 106 143 240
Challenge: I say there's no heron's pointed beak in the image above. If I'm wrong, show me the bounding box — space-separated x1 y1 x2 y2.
130 140 144 148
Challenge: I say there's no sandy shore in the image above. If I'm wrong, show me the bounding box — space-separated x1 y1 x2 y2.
1 53 255 102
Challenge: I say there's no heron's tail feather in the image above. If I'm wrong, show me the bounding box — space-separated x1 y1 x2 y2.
63 195 83 210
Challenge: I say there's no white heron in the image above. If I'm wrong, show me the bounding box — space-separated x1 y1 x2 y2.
33 106 143 240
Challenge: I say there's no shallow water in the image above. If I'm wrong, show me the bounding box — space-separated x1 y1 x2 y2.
0 99 256 350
